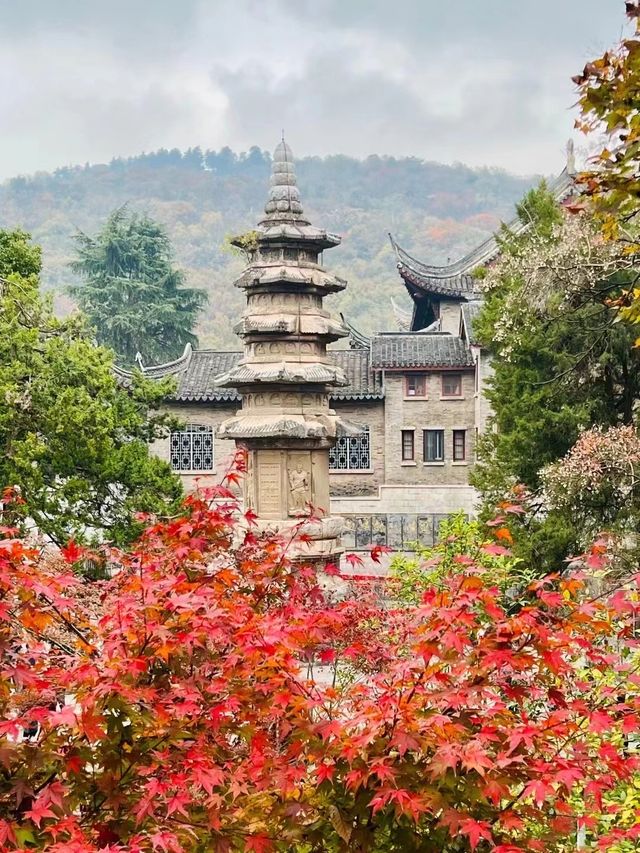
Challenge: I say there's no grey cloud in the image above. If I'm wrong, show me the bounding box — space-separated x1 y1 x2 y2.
213 45 572 173
279 0 626 55
0 0 201 58
0 0 629 179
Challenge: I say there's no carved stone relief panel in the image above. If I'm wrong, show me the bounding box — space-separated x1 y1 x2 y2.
247 292 321 313
287 451 312 517
257 450 284 519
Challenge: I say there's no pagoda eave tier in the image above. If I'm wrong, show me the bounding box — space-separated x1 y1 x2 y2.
215 360 348 388
251 221 341 250
233 314 347 339
218 413 343 441
234 266 346 293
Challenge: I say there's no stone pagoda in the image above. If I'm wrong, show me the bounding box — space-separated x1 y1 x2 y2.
215 139 349 561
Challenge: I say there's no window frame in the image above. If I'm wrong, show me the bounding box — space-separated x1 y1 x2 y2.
423 429 445 463
453 429 466 462
404 373 427 398
401 429 415 461
329 426 372 472
170 423 214 473
441 372 463 398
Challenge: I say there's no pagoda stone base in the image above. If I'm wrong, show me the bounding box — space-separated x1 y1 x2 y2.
245 447 343 563
253 516 344 565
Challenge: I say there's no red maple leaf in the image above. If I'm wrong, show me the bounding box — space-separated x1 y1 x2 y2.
460 818 492 851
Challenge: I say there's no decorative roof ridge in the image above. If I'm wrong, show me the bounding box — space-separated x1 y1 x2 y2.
340 314 371 349
113 342 194 380
139 342 194 374
390 296 412 331
389 165 576 280
112 363 135 381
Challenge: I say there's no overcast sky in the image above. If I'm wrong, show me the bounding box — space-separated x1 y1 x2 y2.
0 0 627 181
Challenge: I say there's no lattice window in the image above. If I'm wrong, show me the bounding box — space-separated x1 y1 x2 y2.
170 424 214 472
329 427 371 471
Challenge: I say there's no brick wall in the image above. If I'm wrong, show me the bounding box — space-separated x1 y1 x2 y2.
382 370 476 486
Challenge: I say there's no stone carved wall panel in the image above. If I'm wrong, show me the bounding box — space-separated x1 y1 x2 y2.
257 450 285 519
287 451 312 517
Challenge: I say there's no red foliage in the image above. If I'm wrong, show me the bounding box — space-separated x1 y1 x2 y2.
0 478 640 850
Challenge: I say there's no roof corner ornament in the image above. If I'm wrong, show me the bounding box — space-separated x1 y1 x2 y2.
135 351 145 371
390 297 411 332
341 313 371 349
566 138 576 175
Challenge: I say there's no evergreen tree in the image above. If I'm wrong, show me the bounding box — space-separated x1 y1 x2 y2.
0 228 182 546
473 185 640 568
70 207 207 366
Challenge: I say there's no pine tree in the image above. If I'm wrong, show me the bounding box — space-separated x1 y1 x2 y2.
70 207 207 366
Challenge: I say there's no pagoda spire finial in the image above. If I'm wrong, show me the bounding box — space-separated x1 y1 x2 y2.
263 137 304 220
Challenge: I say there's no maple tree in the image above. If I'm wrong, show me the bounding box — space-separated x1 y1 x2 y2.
573 0 640 326
1 465 640 851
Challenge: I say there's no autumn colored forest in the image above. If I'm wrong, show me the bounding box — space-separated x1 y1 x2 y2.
0 149 536 347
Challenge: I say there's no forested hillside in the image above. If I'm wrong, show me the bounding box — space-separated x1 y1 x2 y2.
0 146 540 349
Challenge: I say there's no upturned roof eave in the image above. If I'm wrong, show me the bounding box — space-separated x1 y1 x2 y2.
388 165 576 293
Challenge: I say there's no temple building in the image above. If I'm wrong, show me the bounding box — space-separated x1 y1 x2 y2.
117 143 576 555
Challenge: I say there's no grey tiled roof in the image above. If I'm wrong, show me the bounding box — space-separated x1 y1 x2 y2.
330 349 383 399
370 333 475 369
116 345 384 402
460 301 483 347
390 166 576 300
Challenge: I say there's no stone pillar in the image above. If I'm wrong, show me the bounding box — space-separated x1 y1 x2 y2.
215 139 349 562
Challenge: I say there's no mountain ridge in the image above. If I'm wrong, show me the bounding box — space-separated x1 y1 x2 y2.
0 146 544 349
